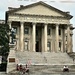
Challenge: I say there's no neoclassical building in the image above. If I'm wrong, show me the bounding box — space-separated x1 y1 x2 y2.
6 1 74 53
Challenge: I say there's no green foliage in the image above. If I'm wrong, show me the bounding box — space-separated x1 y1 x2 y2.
0 23 9 56
0 62 7 71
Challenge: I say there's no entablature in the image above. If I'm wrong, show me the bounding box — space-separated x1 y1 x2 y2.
8 14 70 25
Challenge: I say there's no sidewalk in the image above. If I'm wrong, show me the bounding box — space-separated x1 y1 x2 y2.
0 72 6 75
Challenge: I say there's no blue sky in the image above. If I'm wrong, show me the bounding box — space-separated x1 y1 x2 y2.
0 0 75 52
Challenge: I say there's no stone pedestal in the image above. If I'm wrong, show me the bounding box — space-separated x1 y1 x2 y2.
6 44 16 73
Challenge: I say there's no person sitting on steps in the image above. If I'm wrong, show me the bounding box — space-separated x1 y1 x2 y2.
63 65 69 72
23 64 29 74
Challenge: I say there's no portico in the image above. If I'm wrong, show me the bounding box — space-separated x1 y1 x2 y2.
6 1 73 53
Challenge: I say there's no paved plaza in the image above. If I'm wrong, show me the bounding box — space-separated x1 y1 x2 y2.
1 71 75 75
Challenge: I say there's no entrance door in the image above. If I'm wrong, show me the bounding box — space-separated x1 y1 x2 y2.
36 24 42 52
36 41 39 52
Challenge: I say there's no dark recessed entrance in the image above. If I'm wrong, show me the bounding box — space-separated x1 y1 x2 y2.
36 41 39 52
35 24 43 52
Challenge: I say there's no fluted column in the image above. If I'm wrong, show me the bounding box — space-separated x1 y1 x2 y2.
32 23 36 52
67 25 70 53
20 22 24 51
70 34 73 52
56 24 59 52
63 28 66 52
44 23 47 52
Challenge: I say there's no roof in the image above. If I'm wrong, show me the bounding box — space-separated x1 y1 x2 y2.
6 1 73 19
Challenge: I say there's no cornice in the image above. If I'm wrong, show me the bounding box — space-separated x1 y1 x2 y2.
9 13 69 19
6 1 73 19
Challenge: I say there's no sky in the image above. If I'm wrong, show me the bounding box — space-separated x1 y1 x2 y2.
0 0 75 52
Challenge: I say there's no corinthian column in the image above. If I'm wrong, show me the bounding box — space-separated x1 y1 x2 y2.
56 24 59 52
32 23 36 52
20 22 24 51
67 25 70 53
44 23 47 52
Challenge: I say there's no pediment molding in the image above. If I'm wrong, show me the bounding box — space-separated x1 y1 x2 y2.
7 1 72 19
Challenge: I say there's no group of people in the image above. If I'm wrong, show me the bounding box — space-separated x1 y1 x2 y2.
16 64 29 74
16 64 69 74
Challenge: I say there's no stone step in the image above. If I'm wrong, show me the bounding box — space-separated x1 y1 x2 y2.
7 65 75 75
8 72 75 75
16 51 75 65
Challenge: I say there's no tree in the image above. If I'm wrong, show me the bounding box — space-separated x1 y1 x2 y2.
0 23 9 63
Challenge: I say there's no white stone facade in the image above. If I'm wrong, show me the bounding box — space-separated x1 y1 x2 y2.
6 1 73 53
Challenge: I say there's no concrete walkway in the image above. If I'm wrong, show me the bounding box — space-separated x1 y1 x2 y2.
0 72 7 75
1 71 75 75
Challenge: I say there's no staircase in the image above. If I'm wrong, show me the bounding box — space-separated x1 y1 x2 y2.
16 51 45 65
15 51 75 65
42 52 74 65
8 65 75 75
7 51 75 74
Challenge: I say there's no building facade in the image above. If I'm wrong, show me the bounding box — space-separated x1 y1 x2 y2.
6 1 74 53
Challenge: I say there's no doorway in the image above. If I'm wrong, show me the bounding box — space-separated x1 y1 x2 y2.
35 24 43 52
36 41 39 52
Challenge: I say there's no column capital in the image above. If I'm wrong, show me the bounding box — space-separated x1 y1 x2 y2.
67 24 71 26
7 20 12 24
20 21 24 24
56 24 59 26
32 22 36 25
44 23 48 25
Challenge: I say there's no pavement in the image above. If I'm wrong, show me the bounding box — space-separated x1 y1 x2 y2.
1 71 75 75
0 72 6 75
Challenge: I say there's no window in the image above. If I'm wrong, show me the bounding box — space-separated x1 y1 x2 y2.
24 28 29 34
59 29 61 36
47 42 51 51
47 28 51 35
25 41 28 50
59 42 61 51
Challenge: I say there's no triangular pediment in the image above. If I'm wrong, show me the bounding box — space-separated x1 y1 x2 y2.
15 4 64 17
7 1 72 19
